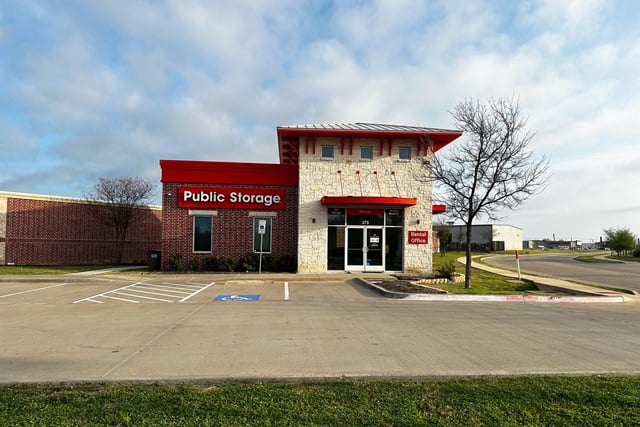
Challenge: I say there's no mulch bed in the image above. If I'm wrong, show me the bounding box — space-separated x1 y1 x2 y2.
368 279 446 294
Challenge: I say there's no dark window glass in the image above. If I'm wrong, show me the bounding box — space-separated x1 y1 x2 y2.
328 208 346 225
347 210 384 226
253 217 272 253
360 146 373 160
321 145 334 158
385 228 403 271
193 216 212 252
385 209 403 226
398 147 411 160
327 226 345 270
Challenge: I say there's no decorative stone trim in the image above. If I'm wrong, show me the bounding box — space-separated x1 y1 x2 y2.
415 274 465 285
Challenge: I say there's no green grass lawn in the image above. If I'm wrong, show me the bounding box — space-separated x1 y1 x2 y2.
432 251 537 294
0 265 113 275
1 377 638 426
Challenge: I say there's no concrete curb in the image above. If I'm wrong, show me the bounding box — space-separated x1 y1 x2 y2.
354 277 626 303
403 294 626 303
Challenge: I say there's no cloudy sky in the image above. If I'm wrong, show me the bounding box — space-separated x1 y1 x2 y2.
1 0 638 242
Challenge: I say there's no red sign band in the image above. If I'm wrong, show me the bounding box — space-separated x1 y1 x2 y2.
178 186 286 210
408 230 429 244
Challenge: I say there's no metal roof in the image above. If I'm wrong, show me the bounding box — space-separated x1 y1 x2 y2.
277 122 459 134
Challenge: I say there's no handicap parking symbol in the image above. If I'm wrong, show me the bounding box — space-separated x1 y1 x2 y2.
214 294 261 302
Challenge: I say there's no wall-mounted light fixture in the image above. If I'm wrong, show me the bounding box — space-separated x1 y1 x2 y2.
312 218 316 223
416 219 421 225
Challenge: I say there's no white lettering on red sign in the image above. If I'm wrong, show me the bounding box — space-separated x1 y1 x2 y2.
408 230 429 244
178 187 285 210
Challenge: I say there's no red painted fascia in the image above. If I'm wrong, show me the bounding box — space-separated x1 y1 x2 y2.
320 196 418 207
160 160 299 186
432 204 446 214
278 128 462 150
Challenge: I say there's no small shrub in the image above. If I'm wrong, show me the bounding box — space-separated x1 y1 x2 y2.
217 256 237 272
203 255 218 271
237 253 260 272
276 255 297 273
260 254 275 272
168 253 183 271
188 257 199 272
436 260 457 279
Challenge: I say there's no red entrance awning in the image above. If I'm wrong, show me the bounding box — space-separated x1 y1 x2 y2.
432 204 446 214
320 196 417 207
321 196 446 214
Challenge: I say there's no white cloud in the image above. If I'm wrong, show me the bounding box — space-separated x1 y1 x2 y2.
1 0 639 236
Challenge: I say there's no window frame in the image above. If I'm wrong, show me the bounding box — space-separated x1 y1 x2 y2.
321 145 335 159
253 217 273 253
192 215 213 253
360 146 373 160
398 146 411 161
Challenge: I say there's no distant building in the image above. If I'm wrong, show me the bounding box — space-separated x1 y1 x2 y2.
524 239 583 250
445 224 523 252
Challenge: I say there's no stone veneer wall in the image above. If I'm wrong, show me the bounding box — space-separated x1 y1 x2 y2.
297 136 434 273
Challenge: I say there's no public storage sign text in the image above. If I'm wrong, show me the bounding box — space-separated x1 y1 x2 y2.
178 186 285 210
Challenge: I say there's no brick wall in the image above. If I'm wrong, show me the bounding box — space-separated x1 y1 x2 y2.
161 183 298 270
1 192 161 265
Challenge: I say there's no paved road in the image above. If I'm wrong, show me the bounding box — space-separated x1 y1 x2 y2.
1 275 640 382
484 253 640 294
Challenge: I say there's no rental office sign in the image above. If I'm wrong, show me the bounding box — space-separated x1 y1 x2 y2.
178 186 286 210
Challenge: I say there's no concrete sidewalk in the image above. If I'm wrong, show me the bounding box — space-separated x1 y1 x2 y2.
463 256 636 302
0 263 633 303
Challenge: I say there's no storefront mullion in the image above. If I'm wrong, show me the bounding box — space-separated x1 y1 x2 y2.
326 207 404 272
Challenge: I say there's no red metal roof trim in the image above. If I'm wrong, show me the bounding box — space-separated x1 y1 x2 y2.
160 160 298 186
432 204 446 215
320 196 417 206
277 123 463 164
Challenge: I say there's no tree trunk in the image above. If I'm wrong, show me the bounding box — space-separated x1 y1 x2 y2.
464 223 473 288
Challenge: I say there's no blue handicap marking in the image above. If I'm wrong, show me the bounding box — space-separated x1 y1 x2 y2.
214 294 261 302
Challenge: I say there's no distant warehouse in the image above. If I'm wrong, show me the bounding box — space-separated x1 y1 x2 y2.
444 224 523 252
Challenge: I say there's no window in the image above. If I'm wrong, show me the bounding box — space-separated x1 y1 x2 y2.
321 145 334 159
253 217 272 253
398 147 411 160
193 216 212 252
327 208 345 270
328 208 346 225
360 146 373 160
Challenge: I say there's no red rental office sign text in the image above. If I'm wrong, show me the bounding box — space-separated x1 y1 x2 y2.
408 230 429 244
178 186 285 210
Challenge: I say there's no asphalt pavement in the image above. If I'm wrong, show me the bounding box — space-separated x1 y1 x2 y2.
0 265 639 383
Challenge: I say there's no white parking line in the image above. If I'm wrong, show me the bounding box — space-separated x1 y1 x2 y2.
0 282 69 298
73 281 215 304
180 282 215 302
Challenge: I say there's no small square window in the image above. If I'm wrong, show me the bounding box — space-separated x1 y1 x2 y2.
321 145 334 159
398 147 411 160
360 146 373 160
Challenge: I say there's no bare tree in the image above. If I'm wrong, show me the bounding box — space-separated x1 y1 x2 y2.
432 97 550 288
86 177 155 264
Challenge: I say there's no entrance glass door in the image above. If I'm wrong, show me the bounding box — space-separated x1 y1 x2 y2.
346 227 384 272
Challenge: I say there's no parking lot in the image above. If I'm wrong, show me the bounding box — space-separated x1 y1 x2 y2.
0 274 378 306
2 273 640 383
